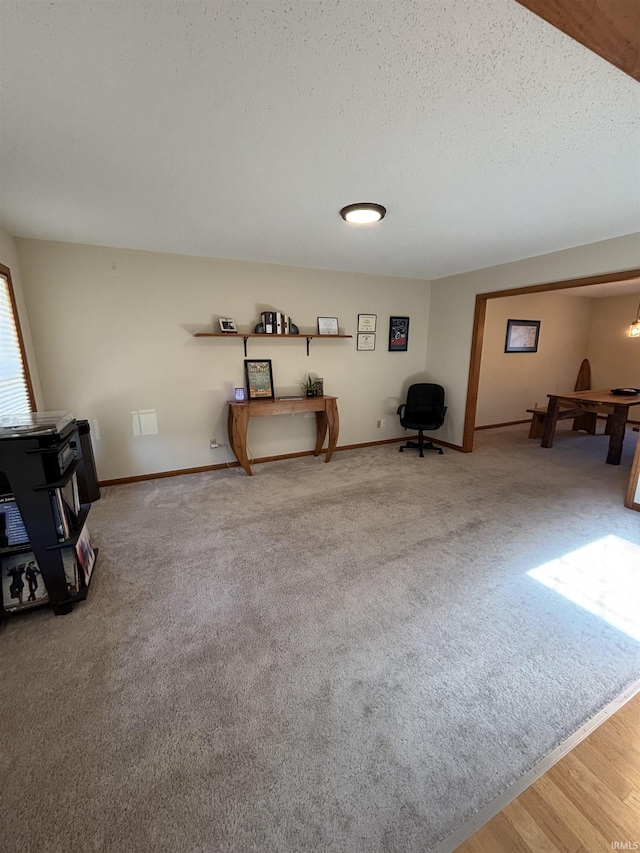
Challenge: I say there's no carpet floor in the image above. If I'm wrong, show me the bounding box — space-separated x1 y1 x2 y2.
1 424 639 852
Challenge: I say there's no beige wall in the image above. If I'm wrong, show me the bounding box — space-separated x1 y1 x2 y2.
0 226 43 408
427 234 640 447
476 293 592 426
15 239 432 480
587 294 640 389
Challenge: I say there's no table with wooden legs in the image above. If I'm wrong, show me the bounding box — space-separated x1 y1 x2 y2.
227 396 340 476
541 389 640 465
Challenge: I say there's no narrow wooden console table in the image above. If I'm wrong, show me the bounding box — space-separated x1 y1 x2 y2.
227 396 339 476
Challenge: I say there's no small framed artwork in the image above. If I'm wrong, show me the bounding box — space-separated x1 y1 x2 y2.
244 359 275 400
219 318 237 333
234 387 245 401
357 333 376 351
358 314 377 333
505 319 540 353
317 317 339 335
389 316 409 351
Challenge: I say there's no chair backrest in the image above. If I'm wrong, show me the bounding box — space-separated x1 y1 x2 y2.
405 383 445 416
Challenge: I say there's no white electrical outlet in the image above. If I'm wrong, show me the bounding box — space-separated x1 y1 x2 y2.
381 419 387 429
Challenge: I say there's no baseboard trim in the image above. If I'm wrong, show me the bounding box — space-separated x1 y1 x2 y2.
430 676 640 853
98 435 463 486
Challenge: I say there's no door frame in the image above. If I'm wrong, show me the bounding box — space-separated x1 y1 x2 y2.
462 267 640 453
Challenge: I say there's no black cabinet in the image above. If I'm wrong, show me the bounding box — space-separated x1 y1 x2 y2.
0 412 99 617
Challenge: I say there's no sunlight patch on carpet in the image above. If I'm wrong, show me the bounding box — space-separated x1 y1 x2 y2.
528 535 640 643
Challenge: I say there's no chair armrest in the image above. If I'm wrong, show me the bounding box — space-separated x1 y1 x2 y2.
396 404 405 416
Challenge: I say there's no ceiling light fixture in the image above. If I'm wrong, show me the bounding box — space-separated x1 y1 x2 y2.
340 203 386 224
629 300 640 338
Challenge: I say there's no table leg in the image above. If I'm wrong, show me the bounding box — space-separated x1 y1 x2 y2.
325 398 340 462
314 411 328 456
228 406 252 475
606 406 627 465
541 397 560 448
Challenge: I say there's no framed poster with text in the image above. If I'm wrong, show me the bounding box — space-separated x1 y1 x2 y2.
389 316 409 352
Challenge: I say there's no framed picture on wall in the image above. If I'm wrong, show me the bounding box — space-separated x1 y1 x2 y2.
505 319 540 353
388 316 409 351
244 359 275 399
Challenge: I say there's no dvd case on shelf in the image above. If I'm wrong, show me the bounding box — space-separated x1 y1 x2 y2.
1 552 49 611
0 495 29 547
75 524 95 585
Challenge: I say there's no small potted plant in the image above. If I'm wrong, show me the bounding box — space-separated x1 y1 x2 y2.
301 373 316 397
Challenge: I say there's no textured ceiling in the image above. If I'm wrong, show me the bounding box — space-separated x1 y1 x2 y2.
0 0 638 280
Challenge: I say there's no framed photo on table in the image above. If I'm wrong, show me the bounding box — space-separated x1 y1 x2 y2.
244 359 275 399
317 317 339 335
389 316 409 351
505 319 540 353
358 314 377 333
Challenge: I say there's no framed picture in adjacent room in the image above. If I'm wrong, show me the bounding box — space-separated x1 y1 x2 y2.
244 359 275 400
505 319 540 353
389 316 409 351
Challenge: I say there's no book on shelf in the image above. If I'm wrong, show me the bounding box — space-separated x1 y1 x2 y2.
1 551 49 611
50 490 70 539
75 524 96 586
0 494 29 548
61 547 79 595
261 311 274 334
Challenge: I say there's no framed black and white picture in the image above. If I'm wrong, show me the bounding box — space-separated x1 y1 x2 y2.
317 317 339 335
219 318 237 333
244 359 275 400
505 319 540 353
389 316 409 351
358 314 377 333
357 333 376 351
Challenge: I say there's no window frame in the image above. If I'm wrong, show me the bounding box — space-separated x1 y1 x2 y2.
0 262 36 414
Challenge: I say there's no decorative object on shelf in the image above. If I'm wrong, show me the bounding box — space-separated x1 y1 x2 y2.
218 318 237 333
317 317 339 335
314 377 324 397
357 333 376 351
389 316 409 352
505 319 540 353
339 203 386 223
254 319 300 335
629 300 640 337
302 374 316 397
234 387 245 401
358 314 377 332
244 359 275 400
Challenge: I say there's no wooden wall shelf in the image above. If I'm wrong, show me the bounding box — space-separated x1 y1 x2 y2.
194 331 353 356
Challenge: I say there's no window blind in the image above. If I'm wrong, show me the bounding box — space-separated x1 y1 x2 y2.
0 272 33 416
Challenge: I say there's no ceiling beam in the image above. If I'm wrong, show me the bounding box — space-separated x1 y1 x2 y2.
514 0 640 82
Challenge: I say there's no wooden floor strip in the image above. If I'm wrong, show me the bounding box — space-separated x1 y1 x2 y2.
452 691 640 853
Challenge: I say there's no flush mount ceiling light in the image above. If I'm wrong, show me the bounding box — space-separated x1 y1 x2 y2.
339 203 386 224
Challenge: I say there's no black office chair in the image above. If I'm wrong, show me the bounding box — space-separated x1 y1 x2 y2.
397 383 447 457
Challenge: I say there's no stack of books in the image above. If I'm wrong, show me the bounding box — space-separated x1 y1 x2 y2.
261 311 293 334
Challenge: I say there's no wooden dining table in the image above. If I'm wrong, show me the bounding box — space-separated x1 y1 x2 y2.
541 389 640 465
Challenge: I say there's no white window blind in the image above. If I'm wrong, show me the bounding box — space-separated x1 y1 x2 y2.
0 272 33 416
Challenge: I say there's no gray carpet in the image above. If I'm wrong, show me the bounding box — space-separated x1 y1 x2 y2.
1 424 639 853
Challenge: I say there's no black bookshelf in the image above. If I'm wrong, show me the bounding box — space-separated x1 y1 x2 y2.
0 414 100 617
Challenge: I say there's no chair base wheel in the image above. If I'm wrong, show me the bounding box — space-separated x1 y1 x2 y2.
399 440 443 457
